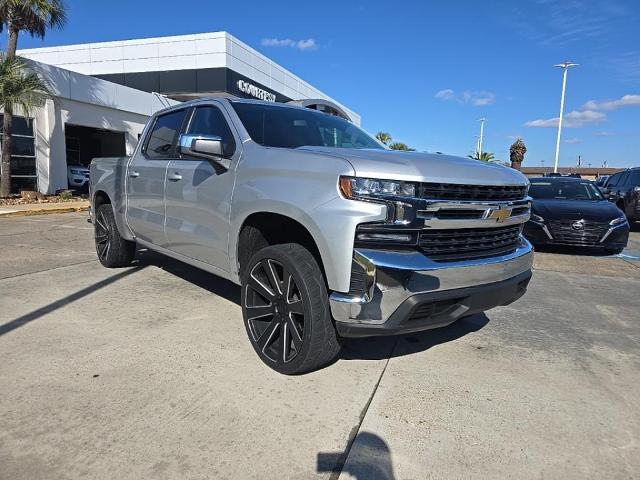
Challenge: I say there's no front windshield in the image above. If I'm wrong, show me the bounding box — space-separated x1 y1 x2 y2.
529 180 604 201
231 102 383 150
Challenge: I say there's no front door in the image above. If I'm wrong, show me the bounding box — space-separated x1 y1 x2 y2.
164 104 240 271
126 108 189 246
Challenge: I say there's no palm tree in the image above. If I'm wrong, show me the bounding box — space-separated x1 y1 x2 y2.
0 0 66 197
389 142 415 151
375 131 391 145
468 151 496 162
509 138 527 171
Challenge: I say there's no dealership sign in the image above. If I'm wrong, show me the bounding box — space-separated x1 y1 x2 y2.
237 80 276 102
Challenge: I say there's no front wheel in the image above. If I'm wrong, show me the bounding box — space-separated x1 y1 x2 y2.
241 243 341 375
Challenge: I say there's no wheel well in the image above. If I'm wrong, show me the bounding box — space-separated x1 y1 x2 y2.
94 190 111 208
238 213 325 281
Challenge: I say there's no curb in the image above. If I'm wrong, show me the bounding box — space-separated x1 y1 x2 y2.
0 205 89 218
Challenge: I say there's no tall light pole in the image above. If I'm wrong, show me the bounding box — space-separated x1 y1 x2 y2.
553 61 579 173
476 117 486 158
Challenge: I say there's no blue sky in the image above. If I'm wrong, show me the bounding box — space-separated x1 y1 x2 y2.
13 0 640 168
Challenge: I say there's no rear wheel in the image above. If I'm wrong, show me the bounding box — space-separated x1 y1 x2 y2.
241 243 341 374
94 204 136 268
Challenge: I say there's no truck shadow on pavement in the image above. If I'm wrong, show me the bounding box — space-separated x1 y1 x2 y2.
136 249 241 305
340 313 490 361
136 249 490 364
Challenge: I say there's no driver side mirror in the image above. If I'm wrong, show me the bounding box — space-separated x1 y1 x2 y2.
178 134 230 168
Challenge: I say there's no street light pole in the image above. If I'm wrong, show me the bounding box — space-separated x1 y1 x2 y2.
553 61 578 173
477 118 486 158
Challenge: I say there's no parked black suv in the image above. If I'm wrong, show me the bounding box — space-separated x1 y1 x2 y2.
603 167 640 222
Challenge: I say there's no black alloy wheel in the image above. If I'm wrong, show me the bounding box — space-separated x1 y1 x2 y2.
94 208 111 263
241 243 341 374
244 258 305 364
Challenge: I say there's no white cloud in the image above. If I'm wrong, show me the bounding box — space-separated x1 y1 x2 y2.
524 110 606 128
261 38 318 51
564 138 583 144
582 94 640 111
434 89 496 106
435 89 455 100
593 131 616 137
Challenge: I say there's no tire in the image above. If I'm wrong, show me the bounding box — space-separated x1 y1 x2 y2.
241 243 341 375
94 204 136 268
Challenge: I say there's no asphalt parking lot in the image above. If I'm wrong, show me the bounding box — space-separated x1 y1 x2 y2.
1 213 639 479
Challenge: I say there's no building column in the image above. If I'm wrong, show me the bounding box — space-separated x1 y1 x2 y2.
37 99 67 194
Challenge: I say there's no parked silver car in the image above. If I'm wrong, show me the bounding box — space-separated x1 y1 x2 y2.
90 98 533 374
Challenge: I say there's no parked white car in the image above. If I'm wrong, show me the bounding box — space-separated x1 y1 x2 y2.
67 165 90 189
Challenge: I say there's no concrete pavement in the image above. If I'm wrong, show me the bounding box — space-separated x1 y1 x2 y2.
1 213 639 479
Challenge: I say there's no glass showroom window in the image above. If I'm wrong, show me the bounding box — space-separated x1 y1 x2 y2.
0 114 37 193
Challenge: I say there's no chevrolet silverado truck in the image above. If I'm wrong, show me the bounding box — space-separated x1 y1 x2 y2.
90 98 533 374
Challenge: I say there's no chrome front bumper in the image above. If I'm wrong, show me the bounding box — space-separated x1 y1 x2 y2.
330 237 533 336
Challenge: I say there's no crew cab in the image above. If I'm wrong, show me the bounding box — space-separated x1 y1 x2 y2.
89 98 533 374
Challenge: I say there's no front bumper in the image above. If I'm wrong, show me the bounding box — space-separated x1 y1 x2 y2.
68 174 89 188
329 237 533 337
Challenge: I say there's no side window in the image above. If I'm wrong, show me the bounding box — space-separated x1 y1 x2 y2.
616 172 629 188
144 109 188 159
629 170 640 186
607 173 620 187
187 106 236 157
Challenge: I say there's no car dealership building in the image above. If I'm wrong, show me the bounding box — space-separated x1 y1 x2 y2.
3 31 359 194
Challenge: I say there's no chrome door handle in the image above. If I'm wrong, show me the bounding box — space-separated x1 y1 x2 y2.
129 171 140 178
167 172 182 182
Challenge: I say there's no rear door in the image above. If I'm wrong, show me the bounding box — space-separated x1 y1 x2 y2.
612 172 629 204
126 108 189 246
164 103 240 271
621 170 640 217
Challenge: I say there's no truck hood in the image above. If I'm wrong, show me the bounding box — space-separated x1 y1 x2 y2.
297 147 528 186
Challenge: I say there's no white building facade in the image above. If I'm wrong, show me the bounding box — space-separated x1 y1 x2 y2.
3 32 359 194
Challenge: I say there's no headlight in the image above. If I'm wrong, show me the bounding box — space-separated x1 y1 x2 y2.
70 169 85 175
610 215 627 226
339 176 416 199
530 213 545 223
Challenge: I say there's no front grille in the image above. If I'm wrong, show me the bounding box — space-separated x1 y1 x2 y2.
419 183 527 201
547 220 607 245
418 225 522 261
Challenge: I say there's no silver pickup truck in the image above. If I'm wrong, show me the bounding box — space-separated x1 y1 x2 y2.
90 98 533 374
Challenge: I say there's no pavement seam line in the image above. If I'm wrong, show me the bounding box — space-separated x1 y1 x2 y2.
0 259 98 281
328 339 398 480
620 258 640 270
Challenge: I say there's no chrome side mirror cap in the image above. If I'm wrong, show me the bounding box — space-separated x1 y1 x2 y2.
178 134 224 159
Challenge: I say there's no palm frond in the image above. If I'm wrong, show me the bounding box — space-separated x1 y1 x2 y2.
0 54 50 116
0 0 67 39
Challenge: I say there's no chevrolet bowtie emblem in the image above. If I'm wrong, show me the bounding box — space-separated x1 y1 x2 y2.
487 207 512 222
